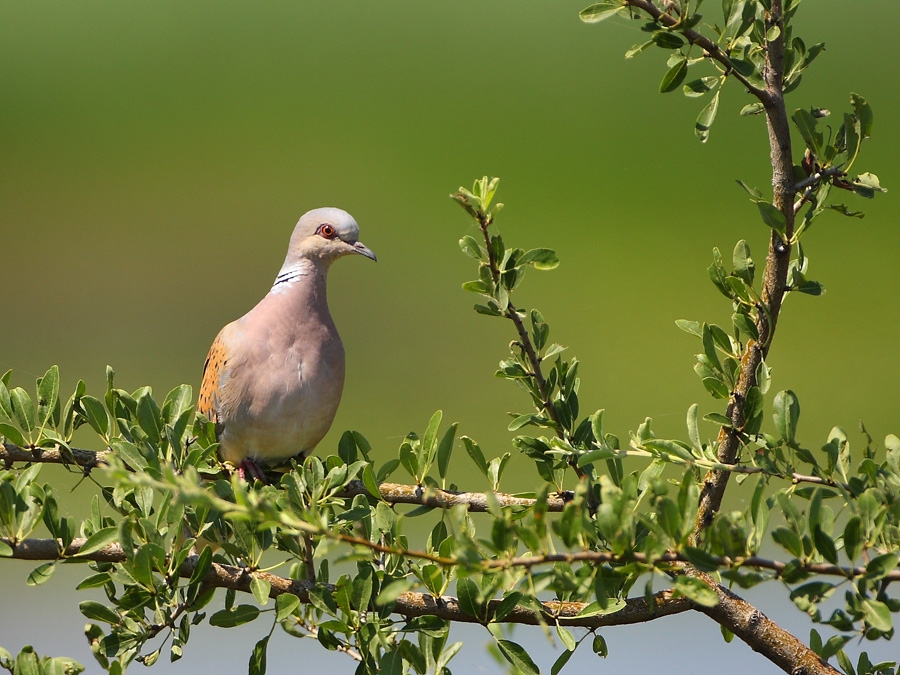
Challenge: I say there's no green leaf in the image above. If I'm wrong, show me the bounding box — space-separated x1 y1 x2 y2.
683 76 719 97
276 593 301 621
682 547 721 572
795 278 825 295
579 2 626 23
850 92 873 138
462 280 491 294
375 578 415 606
351 565 373 611
813 528 838 565
732 240 755 286
556 623 576 651
462 436 489 477
250 576 271 606
80 395 109 437
756 201 787 235
861 598 892 632
695 90 720 142
456 578 482 621
708 247 730 297
864 552 898 581
625 40 654 59
249 635 269 675
740 102 765 116
79 600 120 625
362 463 383 500
161 384 193 425
519 248 560 270
26 561 56 586
652 30 685 49
686 403 701 452
76 572 112 590
75 527 118 557
675 319 702 337
10 387 35 433
772 390 800 444
0 422 27 448
418 410 443 481
37 365 60 428
209 605 261 628
843 516 863 561
659 55 688 93
0 381 13 423
852 172 886 199
592 634 608 657
735 180 764 199
496 640 539 675
825 204 864 219
551 648 574 675
772 527 804 558
135 390 162 444
435 642 464 672
673 576 718 607
887 434 900 474
437 422 457 480
792 108 824 157
459 235 484 260
575 599 627 617
492 591 522 622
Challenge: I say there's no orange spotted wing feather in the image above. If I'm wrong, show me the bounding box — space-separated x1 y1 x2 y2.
198 331 228 424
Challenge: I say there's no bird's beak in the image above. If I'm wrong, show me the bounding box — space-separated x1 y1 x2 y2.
352 241 377 261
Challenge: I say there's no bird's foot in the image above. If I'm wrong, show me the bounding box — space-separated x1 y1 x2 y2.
237 458 268 483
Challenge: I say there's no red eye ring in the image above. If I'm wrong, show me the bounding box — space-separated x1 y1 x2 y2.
318 223 336 239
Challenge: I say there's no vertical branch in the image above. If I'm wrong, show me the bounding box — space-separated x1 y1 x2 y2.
469 205 586 479
473 212 563 435
692 0 796 540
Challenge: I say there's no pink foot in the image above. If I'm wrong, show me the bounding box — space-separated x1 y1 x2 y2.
237 458 267 482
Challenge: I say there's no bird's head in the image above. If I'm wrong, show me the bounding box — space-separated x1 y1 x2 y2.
287 207 377 265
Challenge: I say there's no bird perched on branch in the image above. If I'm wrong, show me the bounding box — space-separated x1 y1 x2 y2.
197 208 376 480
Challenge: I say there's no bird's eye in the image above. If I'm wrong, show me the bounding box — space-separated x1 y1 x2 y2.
318 224 336 239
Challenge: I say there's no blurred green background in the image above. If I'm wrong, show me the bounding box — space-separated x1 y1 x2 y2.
2 1 897 672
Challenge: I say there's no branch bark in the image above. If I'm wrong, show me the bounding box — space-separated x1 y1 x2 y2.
692 0 797 541
1 537 691 629
0 443 573 512
691 570 839 675
0 536 844 674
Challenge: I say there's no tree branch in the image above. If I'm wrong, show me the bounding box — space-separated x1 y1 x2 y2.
688 569 840 675
1 535 850 675
1 537 692 629
693 0 797 543
336 480 572 512
0 443 573 512
623 0 771 103
1 441 110 470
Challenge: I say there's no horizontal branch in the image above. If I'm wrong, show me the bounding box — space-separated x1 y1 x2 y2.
3 442 843 509
793 166 847 215
626 444 851 491
482 548 900 582
0 443 571 513
1 441 110 470
0 537 691 629
794 165 846 192
336 480 571 512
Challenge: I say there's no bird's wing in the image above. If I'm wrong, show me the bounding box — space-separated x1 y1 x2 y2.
198 330 228 424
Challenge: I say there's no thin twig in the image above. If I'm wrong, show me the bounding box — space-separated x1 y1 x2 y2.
623 0 772 104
